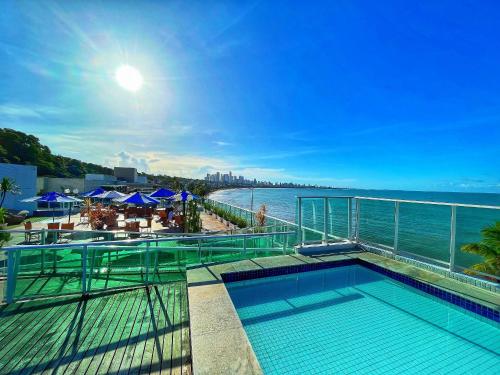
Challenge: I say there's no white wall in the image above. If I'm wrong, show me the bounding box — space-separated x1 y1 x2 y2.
0 163 37 213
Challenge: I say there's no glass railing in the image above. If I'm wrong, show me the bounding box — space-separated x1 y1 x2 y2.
297 196 500 283
204 198 297 233
1 231 295 303
0 227 211 247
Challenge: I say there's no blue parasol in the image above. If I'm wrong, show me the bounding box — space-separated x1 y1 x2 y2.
172 190 200 202
94 190 126 200
22 192 82 222
81 187 105 197
149 188 175 198
114 192 159 205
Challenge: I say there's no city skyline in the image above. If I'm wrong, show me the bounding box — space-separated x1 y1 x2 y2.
1 1 499 192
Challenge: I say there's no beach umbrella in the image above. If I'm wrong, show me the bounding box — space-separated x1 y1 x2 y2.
149 188 175 208
149 188 175 199
22 192 82 222
94 190 125 200
114 192 159 205
171 191 200 231
81 187 105 197
172 190 200 202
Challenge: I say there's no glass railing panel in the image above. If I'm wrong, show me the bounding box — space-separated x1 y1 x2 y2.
398 202 451 264
12 246 84 300
86 245 148 292
455 206 499 281
300 198 325 243
357 199 395 248
327 198 350 240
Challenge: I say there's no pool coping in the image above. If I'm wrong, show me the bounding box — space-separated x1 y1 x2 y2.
222 258 500 323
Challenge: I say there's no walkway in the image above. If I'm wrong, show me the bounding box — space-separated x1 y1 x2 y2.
0 282 191 374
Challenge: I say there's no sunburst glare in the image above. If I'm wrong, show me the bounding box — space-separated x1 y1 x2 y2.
115 64 143 92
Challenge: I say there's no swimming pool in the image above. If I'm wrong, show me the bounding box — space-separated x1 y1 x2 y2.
226 264 500 374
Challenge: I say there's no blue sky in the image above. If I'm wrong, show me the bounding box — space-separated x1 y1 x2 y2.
1 0 499 192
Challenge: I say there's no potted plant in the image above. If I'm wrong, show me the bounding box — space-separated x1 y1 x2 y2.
0 207 7 230
0 207 11 245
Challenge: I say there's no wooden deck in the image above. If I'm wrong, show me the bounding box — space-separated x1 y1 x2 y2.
0 283 191 375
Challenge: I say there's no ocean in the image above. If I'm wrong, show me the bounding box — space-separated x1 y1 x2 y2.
209 188 500 273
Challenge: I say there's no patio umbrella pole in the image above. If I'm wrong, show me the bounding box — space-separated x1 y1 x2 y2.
68 202 72 223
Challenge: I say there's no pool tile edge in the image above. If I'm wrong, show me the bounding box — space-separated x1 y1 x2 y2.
221 258 500 323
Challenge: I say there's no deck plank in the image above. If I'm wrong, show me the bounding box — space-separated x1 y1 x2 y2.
171 284 183 375
3 295 98 374
149 285 170 374
119 286 152 373
47 290 125 374
0 297 86 373
180 283 192 375
160 283 176 374
0 299 64 364
24 293 108 374
109 288 148 374
138 286 161 374
0 282 191 375
92 287 140 373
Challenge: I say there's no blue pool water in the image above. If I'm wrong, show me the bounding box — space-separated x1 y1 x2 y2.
226 265 500 374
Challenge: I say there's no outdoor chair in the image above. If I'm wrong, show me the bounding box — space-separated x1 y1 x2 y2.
140 217 153 232
59 222 74 242
24 221 41 243
47 222 60 243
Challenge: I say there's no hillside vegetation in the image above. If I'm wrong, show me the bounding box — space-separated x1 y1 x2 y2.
0 128 113 177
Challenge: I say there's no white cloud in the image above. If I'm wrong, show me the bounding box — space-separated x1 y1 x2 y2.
0 103 65 119
214 141 232 146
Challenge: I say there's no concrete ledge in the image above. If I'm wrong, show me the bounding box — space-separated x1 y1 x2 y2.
296 241 358 255
188 282 263 375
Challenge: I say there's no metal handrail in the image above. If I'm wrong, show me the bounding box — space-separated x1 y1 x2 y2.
1 231 296 251
297 195 500 210
296 195 500 284
205 198 297 227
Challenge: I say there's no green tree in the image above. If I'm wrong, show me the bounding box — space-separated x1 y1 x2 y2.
461 221 500 278
186 201 202 233
0 177 20 208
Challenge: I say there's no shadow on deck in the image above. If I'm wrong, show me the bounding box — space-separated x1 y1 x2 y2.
0 282 192 375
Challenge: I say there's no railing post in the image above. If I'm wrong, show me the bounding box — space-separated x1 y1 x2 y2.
323 197 328 244
41 228 46 245
82 245 87 295
347 198 352 240
393 201 400 255
6 249 16 304
449 205 457 272
198 239 202 263
243 237 247 257
355 198 360 243
283 233 287 254
145 242 150 285
297 197 303 246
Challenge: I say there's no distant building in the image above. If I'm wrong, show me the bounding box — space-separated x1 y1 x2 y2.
114 167 137 183
37 177 85 194
84 173 117 192
0 163 37 214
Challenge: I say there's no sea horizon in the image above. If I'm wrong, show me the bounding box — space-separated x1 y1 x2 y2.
209 187 500 223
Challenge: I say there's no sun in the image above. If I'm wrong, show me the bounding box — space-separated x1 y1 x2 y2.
115 65 143 92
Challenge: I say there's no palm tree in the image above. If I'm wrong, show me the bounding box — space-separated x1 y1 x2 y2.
0 177 20 208
461 221 500 278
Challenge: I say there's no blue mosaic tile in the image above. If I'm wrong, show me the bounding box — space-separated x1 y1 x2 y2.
222 258 499 323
